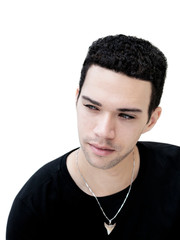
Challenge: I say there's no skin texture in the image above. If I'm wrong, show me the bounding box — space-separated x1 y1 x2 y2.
67 65 161 196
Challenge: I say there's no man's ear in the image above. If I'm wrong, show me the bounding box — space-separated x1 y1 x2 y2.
142 107 162 134
76 88 79 97
75 88 80 104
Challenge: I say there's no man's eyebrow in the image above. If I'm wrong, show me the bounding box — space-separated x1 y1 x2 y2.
82 96 102 106
82 96 142 113
117 108 142 113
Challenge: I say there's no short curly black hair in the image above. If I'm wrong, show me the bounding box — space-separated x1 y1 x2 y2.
78 34 168 119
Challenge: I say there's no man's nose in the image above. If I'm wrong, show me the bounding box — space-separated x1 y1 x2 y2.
93 113 115 140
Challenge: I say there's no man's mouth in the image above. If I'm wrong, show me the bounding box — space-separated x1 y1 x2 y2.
88 143 115 156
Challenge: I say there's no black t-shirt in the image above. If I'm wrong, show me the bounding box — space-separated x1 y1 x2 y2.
6 142 180 239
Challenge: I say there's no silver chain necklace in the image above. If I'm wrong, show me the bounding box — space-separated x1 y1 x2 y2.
76 149 135 235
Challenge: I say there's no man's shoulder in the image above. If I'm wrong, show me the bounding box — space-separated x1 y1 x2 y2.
17 148 77 200
138 141 180 155
137 141 180 170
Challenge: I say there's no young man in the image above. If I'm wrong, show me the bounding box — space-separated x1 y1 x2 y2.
6 34 180 239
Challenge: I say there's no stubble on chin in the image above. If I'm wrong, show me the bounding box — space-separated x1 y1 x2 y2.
80 142 134 170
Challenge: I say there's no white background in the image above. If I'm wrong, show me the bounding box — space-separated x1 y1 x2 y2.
0 0 179 238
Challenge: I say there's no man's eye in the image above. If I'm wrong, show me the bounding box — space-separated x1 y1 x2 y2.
84 104 99 111
119 113 135 120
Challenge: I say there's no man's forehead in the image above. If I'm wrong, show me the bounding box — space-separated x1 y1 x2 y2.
83 66 151 96
84 65 151 89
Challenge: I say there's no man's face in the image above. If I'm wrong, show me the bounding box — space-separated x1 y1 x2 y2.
76 65 160 170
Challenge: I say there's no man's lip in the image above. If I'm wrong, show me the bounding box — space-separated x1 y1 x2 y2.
89 143 114 151
88 143 115 157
